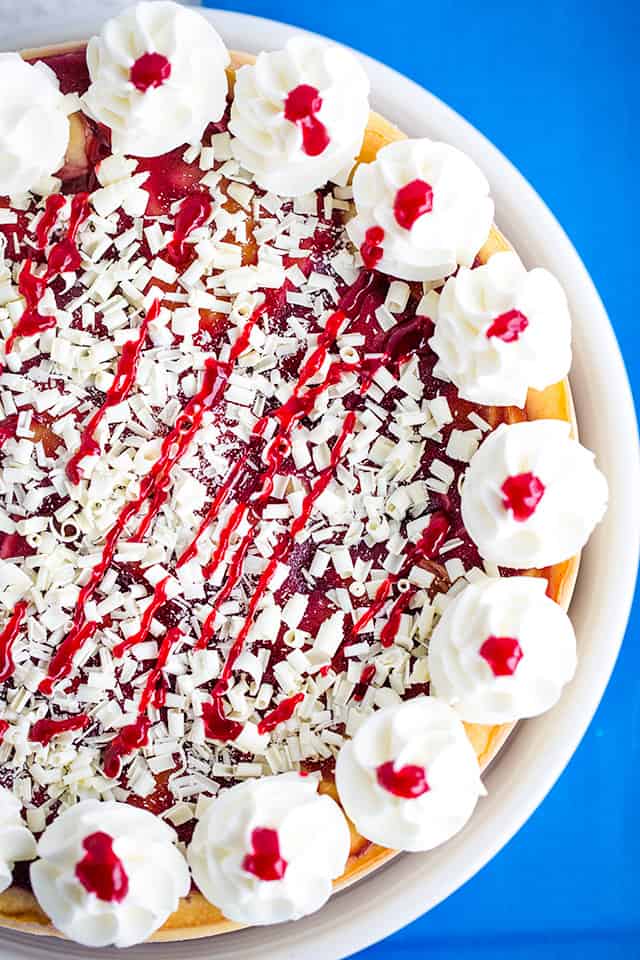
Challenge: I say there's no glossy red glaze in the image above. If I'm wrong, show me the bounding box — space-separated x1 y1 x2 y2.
501 471 545 521
103 717 151 780
66 299 159 484
6 193 90 353
284 84 329 157
130 52 172 92
376 761 430 798
257 693 304 735
202 696 243 743
166 193 212 265
112 577 169 659
0 600 28 683
353 663 376 702
242 827 288 882
75 831 129 903
36 194 66 249
393 179 433 229
486 309 529 343
0 719 8 741
379 588 416 648
479 634 524 677
360 226 384 270
29 715 90 745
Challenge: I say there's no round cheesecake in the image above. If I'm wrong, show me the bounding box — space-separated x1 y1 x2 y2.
0 6 606 947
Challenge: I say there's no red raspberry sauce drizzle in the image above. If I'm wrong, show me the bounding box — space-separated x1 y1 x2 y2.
501 471 545 521
486 309 529 343
75 831 129 903
0 720 8 741
242 828 288 882
376 761 430 798
257 693 304 735
166 193 212 265
394 179 433 229
66 299 159 484
0 600 28 682
39 359 228 695
353 663 376 701
29 715 90 745
130 52 172 92
35 194 66 249
284 85 330 157
112 576 169 659
350 511 451 640
479 635 523 676
202 697 244 743
360 226 384 269
103 626 181 777
6 193 90 354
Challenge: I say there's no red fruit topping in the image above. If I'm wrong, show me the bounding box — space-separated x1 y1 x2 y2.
360 226 384 269
0 600 28 683
130 52 172 93
393 179 433 229
202 697 243 743
486 309 529 342
284 84 330 156
242 828 288 882
376 761 430 798
257 693 304 735
479 634 524 677
501 471 546 521
29 715 90 745
75 832 129 903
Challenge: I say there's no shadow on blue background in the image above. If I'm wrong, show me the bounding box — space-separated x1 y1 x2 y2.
205 1 640 954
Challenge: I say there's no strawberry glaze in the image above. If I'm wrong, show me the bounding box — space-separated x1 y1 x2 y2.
479 635 523 676
501 472 545 521
393 179 433 229
242 827 288 881
486 309 529 342
130 52 172 93
0 600 28 683
284 85 330 157
75 831 129 902
376 761 430 798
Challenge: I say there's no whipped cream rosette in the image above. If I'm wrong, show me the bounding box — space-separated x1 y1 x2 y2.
428 576 577 724
83 1 229 157
461 419 608 568
230 36 370 196
430 251 572 406
0 53 75 196
0 786 36 893
336 697 485 851
30 800 190 948
346 137 494 282
188 772 350 925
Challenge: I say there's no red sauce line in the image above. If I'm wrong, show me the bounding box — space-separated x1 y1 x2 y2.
257 692 304 734
0 600 28 683
67 299 159 484
351 512 451 639
6 193 90 354
29 714 90 745
103 626 181 778
112 577 169 660
379 588 417 648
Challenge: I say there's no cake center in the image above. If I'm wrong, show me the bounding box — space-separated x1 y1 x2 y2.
376 761 430 798
284 84 330 156
75 832 130 903
479 635 524 677
130 52 172 92
393 179 433 229
242 828 288 881
501 471 546 521
486 309 529 343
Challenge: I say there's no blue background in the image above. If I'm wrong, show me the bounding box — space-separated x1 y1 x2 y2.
204 1 640 956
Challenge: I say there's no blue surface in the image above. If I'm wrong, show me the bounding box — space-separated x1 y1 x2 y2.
204 1 640 955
